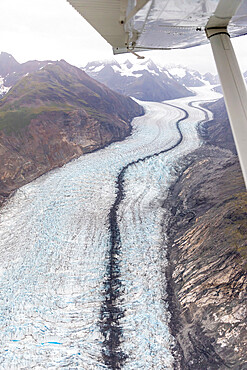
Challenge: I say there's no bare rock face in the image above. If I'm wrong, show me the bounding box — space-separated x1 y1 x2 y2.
0 58 143 207
165 101 247 369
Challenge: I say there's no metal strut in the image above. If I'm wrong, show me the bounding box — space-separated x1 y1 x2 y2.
206 27 247 188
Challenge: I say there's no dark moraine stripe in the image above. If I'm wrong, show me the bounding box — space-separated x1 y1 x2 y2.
100 103 189 369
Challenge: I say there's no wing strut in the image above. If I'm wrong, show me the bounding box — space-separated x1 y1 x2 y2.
206 28 247 188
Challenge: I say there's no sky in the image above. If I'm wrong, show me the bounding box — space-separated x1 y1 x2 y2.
0 0 247 74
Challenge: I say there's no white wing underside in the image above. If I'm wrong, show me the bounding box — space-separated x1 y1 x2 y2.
66 0 247 54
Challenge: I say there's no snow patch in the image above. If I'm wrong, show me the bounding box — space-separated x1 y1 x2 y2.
169 67 187 78
112 64 142 78
91 65 104 73
163 70 173 79
0 77 11 95
39 62 54 70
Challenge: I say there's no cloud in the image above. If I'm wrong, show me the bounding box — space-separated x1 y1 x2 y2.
0 0 112 65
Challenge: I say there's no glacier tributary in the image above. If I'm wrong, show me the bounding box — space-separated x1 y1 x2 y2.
0 86 220 369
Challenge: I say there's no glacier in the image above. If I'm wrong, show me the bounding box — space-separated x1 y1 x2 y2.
0 86 220 369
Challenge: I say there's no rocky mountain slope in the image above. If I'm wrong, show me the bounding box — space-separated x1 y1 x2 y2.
83 59 194 102
0 56 143 207
165 98 247 368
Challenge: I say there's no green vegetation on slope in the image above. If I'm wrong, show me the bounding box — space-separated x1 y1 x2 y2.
0 61 142 135
0 106 75 134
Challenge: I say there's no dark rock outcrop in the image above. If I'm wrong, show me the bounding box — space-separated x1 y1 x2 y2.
0 57 143 207
165 99 247 369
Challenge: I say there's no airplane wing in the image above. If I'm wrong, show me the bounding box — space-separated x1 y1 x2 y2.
67 0 247 54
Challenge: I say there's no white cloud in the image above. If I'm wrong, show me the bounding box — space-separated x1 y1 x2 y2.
0 0 112 65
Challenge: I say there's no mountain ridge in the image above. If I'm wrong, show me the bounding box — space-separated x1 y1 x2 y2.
83 59 220 102
83 58 195 102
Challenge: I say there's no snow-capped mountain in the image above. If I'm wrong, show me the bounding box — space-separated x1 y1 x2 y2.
83 59 194 102
203 72 220 85
168 66 219 87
